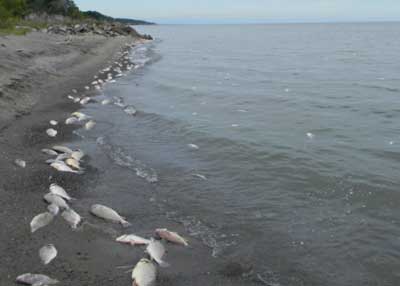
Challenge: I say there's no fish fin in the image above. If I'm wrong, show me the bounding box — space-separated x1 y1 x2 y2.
121 220 131 228
159 260 170 268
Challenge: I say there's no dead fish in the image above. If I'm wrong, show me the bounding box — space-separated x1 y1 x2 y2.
46 129 57 137
30 212 54 233
84 120 96 131
52 145 73 154
65 158 81 170
101 99 111 105
70 150 84 161
43 193 69 209
16 273 58 286
84 86 90 90
39 244 57 265
80 97 91 105
15 159 26 168
91 80 98 85
72 89 77 94
146 238 169 267
131 258 156 286
50 120 58 126
90 204 131 227
124 105 137 116
71 112 90 121
47 204 60 216
50 161 82 174
61 208 81 229
188 143 199 150
155 228 189 246
193 173 207 180
65 117 79 125
116 234 150 246
41 149 58 156
50 183 73 201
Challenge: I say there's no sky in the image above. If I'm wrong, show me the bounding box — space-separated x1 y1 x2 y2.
74 0 400 24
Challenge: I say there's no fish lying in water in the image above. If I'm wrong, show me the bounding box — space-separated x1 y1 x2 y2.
146 238 169 267
16 273 58 286
188 143 199 150
90 204 131 227
155 228 189 246
131 258 156 286
65 117 79 125
71 111 90 121
43 193 69 210
124 105 137 116
49 183 73 201
46 128 57 137
30 212 54 233
84 120 96 131
116 234 150 246
50 161 82 174
61 208 81 229
80 97 91 105
15 159 26 168
39 244 57 265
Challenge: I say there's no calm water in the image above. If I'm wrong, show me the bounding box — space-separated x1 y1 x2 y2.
78 23 400 285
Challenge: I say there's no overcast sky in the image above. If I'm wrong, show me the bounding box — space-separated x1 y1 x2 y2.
74 0 400 24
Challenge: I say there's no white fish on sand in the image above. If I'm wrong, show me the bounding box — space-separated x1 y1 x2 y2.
131 258 156 286
15 159 26 168
61 208 81 229
46 128 57 137
124 105 137 116
90 204 131 227
65 158 81 170
84 85 90 90
188 143 199 150
71 112 90 121
65 117 79 125
50 183 73 201
101 99 111 105
155 228 189 246
84 120 96 130
30 212 54 233
52 145 73 154
80 97 91 105
70 150 84 161
16 273 58 286
116 234 150 246
49 120 58 126
39 244 57 265
41 149 58 156
50 161 82 174
47 204 60 216
44 193 69 209
146 238 169 267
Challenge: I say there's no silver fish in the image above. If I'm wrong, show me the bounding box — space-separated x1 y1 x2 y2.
65 117 79 125
43 193 69 209
47 204 60 216
30 212 54 233
16 273 58 286
61 208 81 229
72 112 90 121
41 149 58 156
52 145 73 154
124 105 137 116
155 228 189 246
84 120 96 130
49 120 58 126
46 128 57 137
188 143 199 150
90 204 130 227
15 159 26 168
146 238 169 267
116 234 150 246
65 158 81 170
50 161 82 174
49 183 73 201
39 244 57 265
101 99 111 105
131 258 156 286
71 150 85 161
80 97 91 105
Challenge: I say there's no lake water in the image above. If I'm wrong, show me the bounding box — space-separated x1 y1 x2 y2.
77 23 400 285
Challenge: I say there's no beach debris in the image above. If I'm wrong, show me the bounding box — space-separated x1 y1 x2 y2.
50 161 82 174
146 238 169 267
47 204 60 216
80 97 91 105
49 120 58 126
65 117 79 125
44 193 69 210
71 111 90 121
30 212 54 233
306 132 315 139
14 159 26 168
49 183 73 201
155 228 189 246
39 244 57 265
41 148 58 156
131 258 157 286
61 208 81 229
52 145 73 154
188 143 199 150
16 273 58 286
46 128 58 137
193 173 207 180
124 105 137 116
90 204 131 227
116 234 150 246
101 99 111 105
84 120 96 131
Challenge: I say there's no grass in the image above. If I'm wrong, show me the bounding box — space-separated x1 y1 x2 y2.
0 25 31 35
0 19 49 36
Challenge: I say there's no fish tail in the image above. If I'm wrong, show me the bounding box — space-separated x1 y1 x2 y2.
159 260 170 268
121 220 131 228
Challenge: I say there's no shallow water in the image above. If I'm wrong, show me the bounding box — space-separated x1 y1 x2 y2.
78 23 400 285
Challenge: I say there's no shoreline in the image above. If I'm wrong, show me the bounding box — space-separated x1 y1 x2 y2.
0 31 146 285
